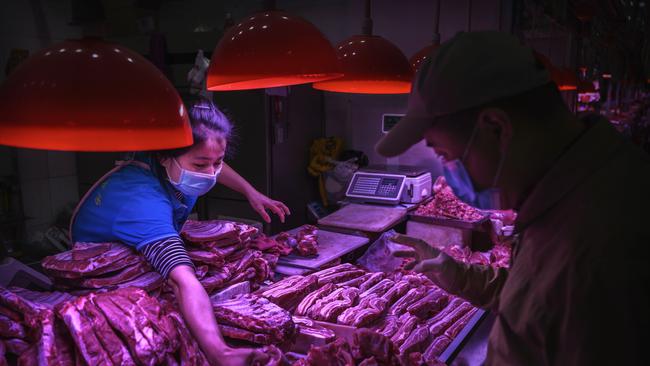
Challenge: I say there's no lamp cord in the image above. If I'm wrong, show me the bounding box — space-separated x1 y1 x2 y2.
362 0 373 36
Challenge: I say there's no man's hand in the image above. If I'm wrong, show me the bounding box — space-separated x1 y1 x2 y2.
390 234 459 289
390 234 443 261
246 190 291 223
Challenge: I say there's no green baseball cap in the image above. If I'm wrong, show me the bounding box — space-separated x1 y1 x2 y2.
376 31 550 157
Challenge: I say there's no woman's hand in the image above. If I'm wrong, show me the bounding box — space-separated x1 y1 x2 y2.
216 347 268 366
246 190 291 223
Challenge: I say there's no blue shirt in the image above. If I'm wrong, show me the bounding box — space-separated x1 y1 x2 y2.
72 153 198 250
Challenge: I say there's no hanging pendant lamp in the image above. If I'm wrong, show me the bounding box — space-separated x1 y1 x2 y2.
410 0 441 72
312 0 413 94
0 37 191 152
207 0 342 91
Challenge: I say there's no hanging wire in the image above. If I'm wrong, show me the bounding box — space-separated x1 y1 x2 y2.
466 0 472 32
362 0 373 36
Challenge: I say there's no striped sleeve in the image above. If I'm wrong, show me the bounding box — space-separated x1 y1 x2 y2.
140 236 194 279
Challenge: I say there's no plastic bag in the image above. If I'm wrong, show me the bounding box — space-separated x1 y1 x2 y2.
356 230 413 273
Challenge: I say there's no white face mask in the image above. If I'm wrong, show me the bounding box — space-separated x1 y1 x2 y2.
441 122 505 210
167 158 221 197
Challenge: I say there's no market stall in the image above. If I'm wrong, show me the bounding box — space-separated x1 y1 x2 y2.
0 171 512 366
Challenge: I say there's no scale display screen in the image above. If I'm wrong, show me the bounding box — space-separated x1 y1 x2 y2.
346 172 405 204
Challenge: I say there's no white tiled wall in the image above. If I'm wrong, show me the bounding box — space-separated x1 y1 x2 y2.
16 149 79 236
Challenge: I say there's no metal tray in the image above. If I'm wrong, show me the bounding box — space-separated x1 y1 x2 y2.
285 309 489 364
408 213 490 232
439 309 489 364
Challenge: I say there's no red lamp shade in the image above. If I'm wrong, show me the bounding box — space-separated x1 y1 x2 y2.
0 38 191 152
207 11 342 91
312 35 413 94
410 42 439 73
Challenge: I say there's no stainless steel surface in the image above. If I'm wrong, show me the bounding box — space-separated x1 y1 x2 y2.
449 311 496 366
318 203 407 232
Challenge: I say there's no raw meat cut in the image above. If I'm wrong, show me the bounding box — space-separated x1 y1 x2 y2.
307 287 344 319
295 283 336 316
443 308 478 339
76 261 152 288
260 275 304 295
313 288 360 323
427 299 472 338
376 316 401 338
415 176 485 222
275 225 319 257
181 220 240 243
249 235 293 256
187 250 225 267
357 273 385 292
3 338 30 355
387 287 426 316
200 267 232 293
390 314 420 347
468 252 490 265
211 294 296 344
91 288 178 366
0 314 26 338
317 270 366 285
292 316 336 343
398 324 430 356
337 273 373 288
17 344 37 366
0 287 44 328
295 329 404 366
310 263 358 278
0 304 21 322
263 275 319 310
56 298 115 365
295 225 319 257
297 338 355 366
71 242 112 260
166 310 210 366
219 324 272 344
27 307 75 366
42 243 136 278
407 289 449 319
359 279 394 299
195 265 208 279
0 341 6 366
381 280 411 305
351 328 401 365
337 294 388 327
64 295 137 365
422 335 452 361
113 271 163 293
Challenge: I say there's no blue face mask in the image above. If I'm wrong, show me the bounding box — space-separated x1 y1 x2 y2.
441 123 505 210
167 158 221 197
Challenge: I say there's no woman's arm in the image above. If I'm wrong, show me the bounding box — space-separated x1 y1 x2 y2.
218 163 291 223
168 266 267 366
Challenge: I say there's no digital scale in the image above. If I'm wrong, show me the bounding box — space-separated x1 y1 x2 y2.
345 165 432 205
318 165 433 234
